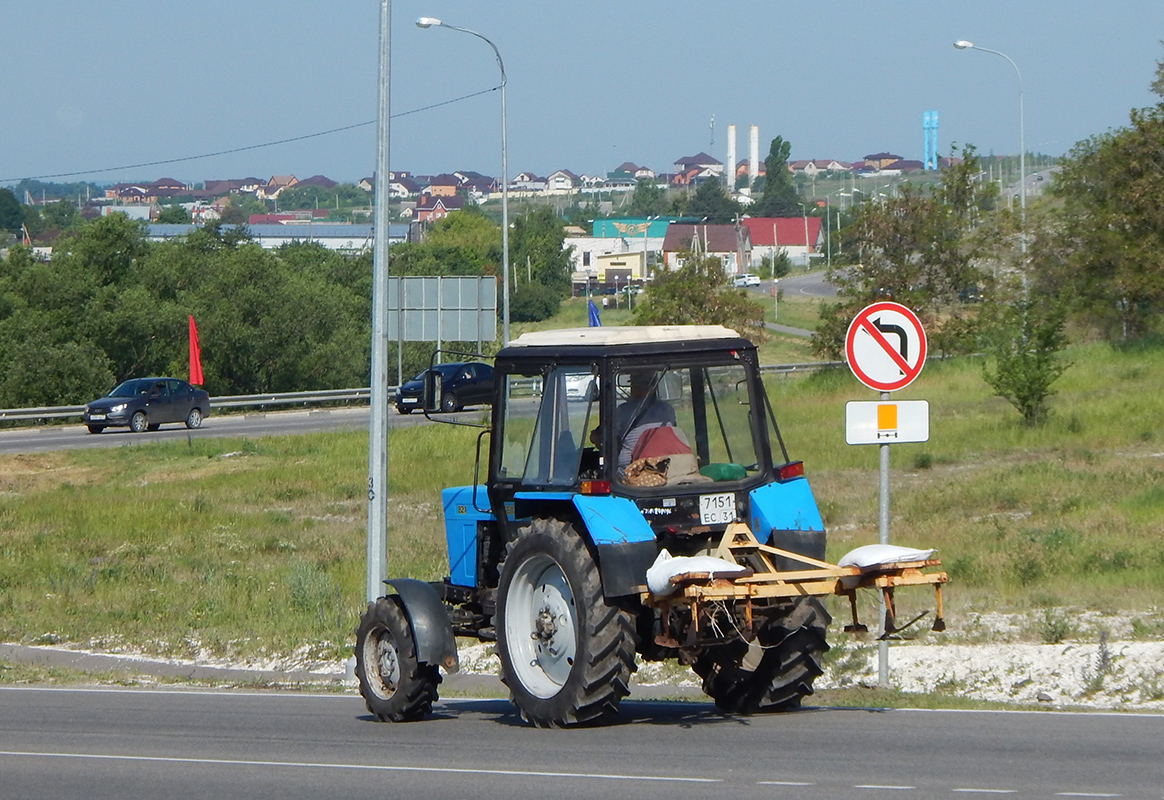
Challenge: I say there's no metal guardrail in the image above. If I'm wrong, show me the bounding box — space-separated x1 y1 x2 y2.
0 387 382 424
0 362 845 425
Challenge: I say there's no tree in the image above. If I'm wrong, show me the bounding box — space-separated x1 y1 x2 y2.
981 292 1070 427
750 137 801 218
625 178 668 216
41 199 79 231
633 249 766 339
815 146 995 358
277 183 368 212
509 207 572 295
0 189 23 233
685 179 739 224
156 205 192 224
1050 91 1164 339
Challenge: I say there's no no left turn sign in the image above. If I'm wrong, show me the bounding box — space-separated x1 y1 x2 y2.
845 301 927 392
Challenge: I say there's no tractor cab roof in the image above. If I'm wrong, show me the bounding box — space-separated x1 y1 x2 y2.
497 325 754 362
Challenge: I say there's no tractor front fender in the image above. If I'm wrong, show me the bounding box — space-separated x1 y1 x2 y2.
383 578 459 673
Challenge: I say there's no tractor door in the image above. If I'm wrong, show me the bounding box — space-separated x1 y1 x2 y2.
490 364 600 529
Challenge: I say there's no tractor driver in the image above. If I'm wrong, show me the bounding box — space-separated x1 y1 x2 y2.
610 368 677 472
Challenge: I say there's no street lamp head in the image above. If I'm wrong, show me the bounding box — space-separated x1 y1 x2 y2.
953 40 974 50
415 16 442 28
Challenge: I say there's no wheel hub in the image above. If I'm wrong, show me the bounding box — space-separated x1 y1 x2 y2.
534 608 558 642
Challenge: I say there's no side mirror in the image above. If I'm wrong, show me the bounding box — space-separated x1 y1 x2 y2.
423 369 443 412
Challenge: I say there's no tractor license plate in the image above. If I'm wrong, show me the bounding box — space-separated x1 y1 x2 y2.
699 492 736 525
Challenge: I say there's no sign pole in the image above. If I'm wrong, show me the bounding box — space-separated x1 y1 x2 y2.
878 390 890 687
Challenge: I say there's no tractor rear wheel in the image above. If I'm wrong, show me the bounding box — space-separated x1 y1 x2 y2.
355 596 440 722
693 596 830 713
496 518 636 727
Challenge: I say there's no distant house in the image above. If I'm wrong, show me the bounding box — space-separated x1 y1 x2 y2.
670 165 720 186
564 217 672 277
789 159 853 176
863 153 903 170
424 174 462 197
203 177 265 197
104 178 190 203
546 169 581 193
257 175 298 200
606 162 656 183
881 159 924 172
740 216 822 268
510 172 547 192
661 223 750 273
358 176 375 192
673 152 723 176
388 175 420 199
415 194 465 223
294 174 338 189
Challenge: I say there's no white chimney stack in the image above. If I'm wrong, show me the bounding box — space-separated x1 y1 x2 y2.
726 124 737 190
749 125 759 188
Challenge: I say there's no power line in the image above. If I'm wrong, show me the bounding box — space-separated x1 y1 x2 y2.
1 86 499 184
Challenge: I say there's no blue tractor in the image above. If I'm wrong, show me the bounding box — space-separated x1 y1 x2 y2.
354 325 944 727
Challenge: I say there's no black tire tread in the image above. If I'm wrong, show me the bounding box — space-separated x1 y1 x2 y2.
498 518 636 728
354 597 441 722
693 596 830 714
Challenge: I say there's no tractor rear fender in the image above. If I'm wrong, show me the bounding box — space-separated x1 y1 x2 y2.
509 493 659 598
749 476 827 571
573 494 658 597
383 578 459 673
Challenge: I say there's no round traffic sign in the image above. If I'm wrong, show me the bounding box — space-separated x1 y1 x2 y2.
845 301 927 392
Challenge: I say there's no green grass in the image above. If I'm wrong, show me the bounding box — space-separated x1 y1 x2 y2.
2 309 1164 676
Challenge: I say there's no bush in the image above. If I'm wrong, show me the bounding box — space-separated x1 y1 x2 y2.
509 281 562 322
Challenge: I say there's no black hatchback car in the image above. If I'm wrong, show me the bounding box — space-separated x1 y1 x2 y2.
83 377 211 434
395 362 493 414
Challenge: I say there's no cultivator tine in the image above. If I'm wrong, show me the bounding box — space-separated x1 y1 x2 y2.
881 588 898 636
932 584 947 632
843 590 868 634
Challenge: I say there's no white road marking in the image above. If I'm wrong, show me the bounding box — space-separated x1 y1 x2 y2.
1055 794 1121 798
854 785 916 791
757 781 815 786
0 750 720 783
953 791 1017 795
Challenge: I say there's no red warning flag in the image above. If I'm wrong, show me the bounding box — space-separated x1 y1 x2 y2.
188 315 204 386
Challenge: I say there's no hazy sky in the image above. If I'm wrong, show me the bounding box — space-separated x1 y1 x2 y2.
3 2 1161 187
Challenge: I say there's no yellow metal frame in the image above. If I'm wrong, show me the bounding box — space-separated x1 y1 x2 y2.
642 523 947 640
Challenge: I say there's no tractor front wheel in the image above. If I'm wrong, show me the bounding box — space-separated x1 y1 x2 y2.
355 596 440 722
496 518 636 727
693 596 830 714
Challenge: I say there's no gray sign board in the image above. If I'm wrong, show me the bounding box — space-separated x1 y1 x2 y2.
387 276 497 342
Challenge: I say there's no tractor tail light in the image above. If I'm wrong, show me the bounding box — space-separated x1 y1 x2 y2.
776 461 804 481
580 480 611 495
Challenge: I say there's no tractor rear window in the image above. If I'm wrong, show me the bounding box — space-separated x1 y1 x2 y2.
615 363 762 485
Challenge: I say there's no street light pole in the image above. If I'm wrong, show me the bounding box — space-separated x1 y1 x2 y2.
418 16 510 344
954 40 1025 251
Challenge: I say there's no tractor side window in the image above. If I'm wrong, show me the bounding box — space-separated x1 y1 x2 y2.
498 367 595 487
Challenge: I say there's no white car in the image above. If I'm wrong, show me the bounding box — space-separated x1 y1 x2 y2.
732 274 761 288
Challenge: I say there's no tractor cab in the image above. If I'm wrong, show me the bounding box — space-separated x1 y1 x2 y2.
488 326 821 564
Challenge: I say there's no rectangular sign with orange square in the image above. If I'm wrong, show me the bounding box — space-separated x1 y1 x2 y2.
845 400 929 445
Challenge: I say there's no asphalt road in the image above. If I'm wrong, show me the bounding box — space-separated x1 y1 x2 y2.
0 405 496 456
776 269 838 299
2 687 1161 799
